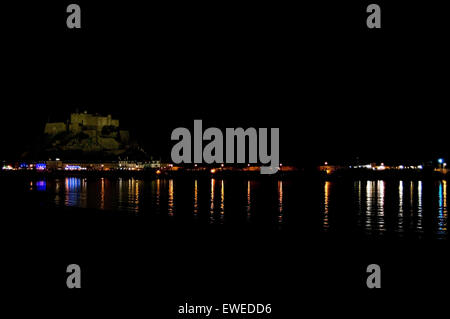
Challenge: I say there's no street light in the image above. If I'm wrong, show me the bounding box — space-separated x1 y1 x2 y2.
438 158 444 169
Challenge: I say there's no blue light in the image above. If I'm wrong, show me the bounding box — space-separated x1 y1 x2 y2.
65 165 81 170
36 180 47 191
438 158 444 164
36 163 46 170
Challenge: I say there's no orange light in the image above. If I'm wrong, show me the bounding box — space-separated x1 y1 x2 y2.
156 170 161 174
211 169 216 174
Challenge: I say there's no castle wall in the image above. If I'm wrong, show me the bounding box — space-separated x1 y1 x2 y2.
44 122 66 135
69 113 119 132
47 113 121 136
69 123 81 133
83 129 97 138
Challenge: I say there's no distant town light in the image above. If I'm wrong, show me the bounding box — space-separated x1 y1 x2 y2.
324 162 328 165
418 165 423 169
65 165 81 171
36 163 46 171
55 158 60 161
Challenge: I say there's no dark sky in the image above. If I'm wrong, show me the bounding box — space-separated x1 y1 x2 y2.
2 1 449 163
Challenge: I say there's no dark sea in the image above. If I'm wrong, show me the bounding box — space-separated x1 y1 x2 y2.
22 177 448 239
2 175 449 317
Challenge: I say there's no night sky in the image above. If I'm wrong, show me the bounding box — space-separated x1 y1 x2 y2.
2 1 449 163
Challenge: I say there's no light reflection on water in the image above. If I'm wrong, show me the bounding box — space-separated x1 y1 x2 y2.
377 180 385 233
246 181 251 221
209 179 215 224
168 179 174 217
363 180 387 234
64 177 86 208
366 181 373 233
278 180 284 225
398 181 404 232
193 180 199 217
417 181 423 232
30 177 448 238
208 179 225 224
438 180 448 234
220 180 225 224
322 181 330 230
36 180 47 192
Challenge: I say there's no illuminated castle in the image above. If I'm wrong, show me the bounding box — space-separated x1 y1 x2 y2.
45 111 120 135
44 111 130 151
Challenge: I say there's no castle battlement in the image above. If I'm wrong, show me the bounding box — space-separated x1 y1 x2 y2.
70 112 119 133
45 111 120 135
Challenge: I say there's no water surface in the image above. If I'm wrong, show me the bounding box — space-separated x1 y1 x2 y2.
28 177 448 238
